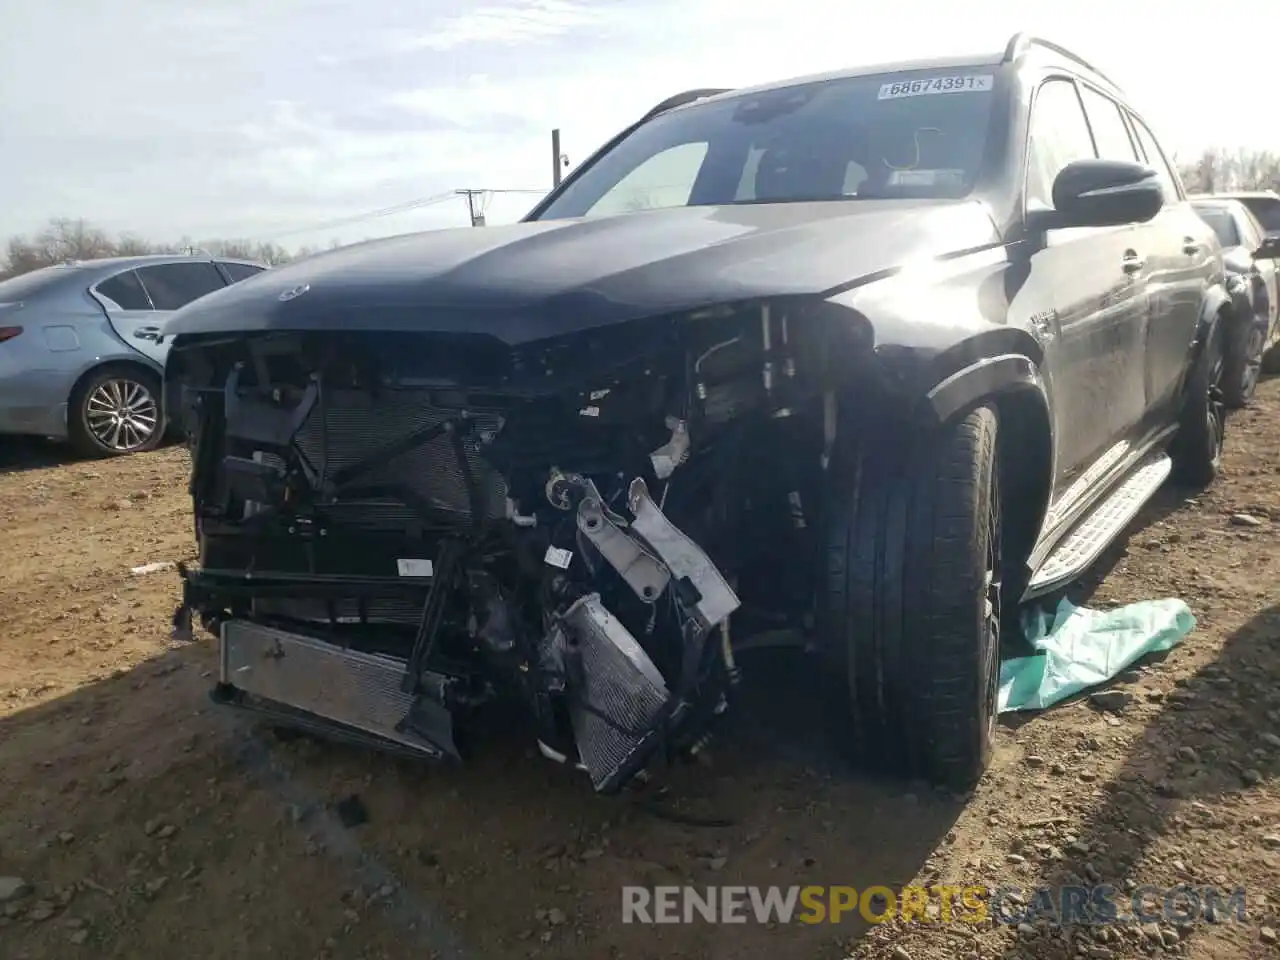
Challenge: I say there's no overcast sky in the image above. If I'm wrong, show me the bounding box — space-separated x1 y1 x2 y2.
1 0 1273 250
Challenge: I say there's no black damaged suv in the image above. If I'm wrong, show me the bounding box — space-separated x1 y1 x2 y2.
166 33 1266 795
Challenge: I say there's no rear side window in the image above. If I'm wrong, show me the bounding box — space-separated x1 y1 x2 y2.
219 262 266 284
95 270 153 310
1194 207 1240 248
1025 79 1097 211
1240 197 1280 233
1233 210 1262 248
1126 115 1181 202
1078 86 1138 162
135 261 226 310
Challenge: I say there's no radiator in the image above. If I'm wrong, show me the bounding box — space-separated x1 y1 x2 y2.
219 619 455 759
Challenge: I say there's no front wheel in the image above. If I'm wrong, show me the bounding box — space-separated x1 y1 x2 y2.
68 367 164 458
1221 315 1265 409
819 405 1002 790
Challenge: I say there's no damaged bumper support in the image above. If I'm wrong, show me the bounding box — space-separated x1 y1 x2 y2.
180 471 740 794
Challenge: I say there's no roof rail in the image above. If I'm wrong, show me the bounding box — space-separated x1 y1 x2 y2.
641 88 733 121
1001 32 1118 88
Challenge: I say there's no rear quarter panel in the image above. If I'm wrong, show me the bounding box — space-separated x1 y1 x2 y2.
0 287 162 439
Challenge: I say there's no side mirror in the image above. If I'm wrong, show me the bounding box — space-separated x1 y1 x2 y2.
1041 159 1165 229
1253 233 1280 260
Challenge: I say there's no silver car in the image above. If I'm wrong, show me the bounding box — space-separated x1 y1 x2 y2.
0 254 266 456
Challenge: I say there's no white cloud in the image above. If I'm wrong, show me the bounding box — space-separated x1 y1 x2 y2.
388 0 616 52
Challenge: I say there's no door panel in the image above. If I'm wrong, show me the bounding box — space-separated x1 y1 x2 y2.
1021 225 1149 497
1020 76 1148 504
90 268 169 366
1126 114 1210 420
1073 83 1150 443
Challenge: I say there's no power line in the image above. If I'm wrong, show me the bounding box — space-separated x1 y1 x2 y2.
262 186 551 242
262 191 459 242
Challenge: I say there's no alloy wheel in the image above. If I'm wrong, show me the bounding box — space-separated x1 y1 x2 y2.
85 378 159 452
1207 348 1227 465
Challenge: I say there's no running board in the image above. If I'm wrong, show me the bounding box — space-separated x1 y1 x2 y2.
1025 450 1172 599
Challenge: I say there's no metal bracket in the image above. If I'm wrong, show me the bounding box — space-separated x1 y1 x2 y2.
576 494 671 603
626 478 740 633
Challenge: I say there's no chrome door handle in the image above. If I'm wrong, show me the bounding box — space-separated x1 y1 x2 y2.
133 326 161 341
1121 252 1146 273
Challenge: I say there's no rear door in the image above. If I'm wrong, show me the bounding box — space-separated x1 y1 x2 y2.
1125 112 1214 419
91 268 167 365
132 261 228 360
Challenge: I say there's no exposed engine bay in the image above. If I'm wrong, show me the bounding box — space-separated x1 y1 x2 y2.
170 300 879 793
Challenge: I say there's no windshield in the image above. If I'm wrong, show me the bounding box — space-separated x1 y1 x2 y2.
0 264 83 302
532 68 1000 220
1194 207 1240 248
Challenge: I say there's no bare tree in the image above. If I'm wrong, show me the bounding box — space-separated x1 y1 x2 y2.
1177 148 1280 194
0 218 305 280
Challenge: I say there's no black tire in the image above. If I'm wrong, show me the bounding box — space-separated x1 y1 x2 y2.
1170 318 1227 488
1262 338 1280 376
68 365 165 459
820 405 1002 790
1220 311 1265 409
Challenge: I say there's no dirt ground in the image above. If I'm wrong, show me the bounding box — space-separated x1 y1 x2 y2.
1 380 1278 960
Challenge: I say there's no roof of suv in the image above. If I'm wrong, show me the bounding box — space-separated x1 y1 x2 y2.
658 33 1121 118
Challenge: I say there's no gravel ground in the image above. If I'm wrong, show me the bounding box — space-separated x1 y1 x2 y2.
1 377 1278 960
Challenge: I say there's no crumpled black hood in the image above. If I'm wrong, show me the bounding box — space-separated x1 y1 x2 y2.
166 200 1000 345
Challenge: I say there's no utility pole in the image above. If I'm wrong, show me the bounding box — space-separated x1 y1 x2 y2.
551 129 563 187
455 189 486 226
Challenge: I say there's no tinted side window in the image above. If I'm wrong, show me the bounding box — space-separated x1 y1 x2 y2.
1078 87 1138 162
1126 115 1180 201
1240 197 1280 233
1233 211 1261 249
1195 208 1239 247
220 262 266 284
1025 79 1097 210
95 270 152 310
135 262 226 310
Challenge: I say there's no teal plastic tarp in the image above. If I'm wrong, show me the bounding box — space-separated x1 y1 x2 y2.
997 596 1196 713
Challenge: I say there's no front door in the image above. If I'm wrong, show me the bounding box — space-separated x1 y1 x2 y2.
1016 76 1150 504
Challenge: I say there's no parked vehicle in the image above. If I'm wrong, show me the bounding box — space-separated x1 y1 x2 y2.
0 255 268 457
1207 190 1280 237
167 33 1238 796
1190 197 1280 403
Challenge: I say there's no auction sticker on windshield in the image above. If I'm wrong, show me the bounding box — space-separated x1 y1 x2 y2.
877 75 994 99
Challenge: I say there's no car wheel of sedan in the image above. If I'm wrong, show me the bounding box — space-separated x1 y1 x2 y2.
1170 317 1226 488
820 404 1002 790
69 367 164 458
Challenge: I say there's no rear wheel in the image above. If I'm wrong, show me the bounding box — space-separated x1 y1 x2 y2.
1170 318 1227 488
68 366 164 458
820 405 1002 790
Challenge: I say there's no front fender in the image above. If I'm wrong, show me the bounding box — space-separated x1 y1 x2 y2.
923 353 1047 425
